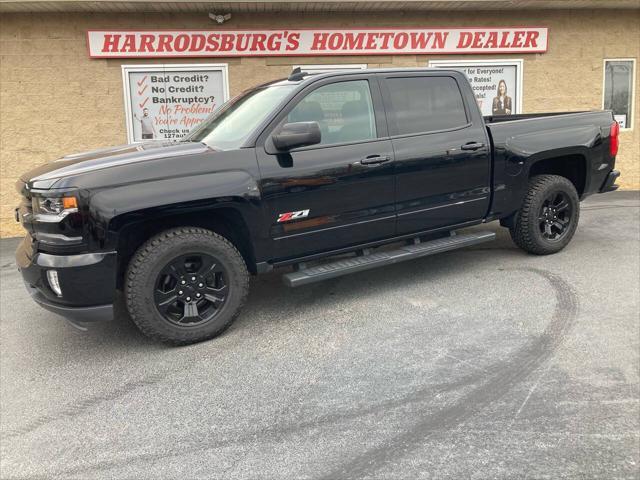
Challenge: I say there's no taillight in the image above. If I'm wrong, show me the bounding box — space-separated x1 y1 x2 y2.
609 121 620 157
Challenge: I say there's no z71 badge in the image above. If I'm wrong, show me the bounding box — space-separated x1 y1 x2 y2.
277 209 310 223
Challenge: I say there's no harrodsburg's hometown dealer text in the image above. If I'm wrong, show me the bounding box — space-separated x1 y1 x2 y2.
122 65 229 142
88 28 548 57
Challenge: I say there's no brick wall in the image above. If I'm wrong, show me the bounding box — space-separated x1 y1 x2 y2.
1 9 638 237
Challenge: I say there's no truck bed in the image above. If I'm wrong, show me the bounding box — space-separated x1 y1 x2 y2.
484 109 616 221
484 111 592 124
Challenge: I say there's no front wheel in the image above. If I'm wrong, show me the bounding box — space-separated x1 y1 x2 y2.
509 174 580 255
125 227 249 345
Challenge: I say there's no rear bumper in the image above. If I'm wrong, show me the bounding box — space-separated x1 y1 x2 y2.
16 236 117 322
600 169 620 193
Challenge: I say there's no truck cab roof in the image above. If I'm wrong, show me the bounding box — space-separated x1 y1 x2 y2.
261 67 461 89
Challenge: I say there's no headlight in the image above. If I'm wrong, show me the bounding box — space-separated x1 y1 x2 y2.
33 196 78 217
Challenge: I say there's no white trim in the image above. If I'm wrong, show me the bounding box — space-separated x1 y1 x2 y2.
293 64 367 73
428 59 524 115
602 58 636 131
121 63 230 143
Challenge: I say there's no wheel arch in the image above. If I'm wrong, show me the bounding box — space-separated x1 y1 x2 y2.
527 151 588 196
507 122 599 199
500 150 588 228
110 200 259 289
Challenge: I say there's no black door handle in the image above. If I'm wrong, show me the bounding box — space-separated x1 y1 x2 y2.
460 142 485 151
360 155 390 165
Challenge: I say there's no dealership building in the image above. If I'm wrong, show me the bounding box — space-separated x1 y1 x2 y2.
0 0 638 237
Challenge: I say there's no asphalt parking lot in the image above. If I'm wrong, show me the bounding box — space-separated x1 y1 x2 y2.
1 191 638 479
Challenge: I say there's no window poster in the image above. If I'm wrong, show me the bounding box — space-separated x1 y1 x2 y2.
614 114 627 129
121 64 229 142
429 59 523 116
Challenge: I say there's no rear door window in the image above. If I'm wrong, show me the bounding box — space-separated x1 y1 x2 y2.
384 76 468 136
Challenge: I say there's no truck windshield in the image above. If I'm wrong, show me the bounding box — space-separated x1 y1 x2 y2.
183 84 296 150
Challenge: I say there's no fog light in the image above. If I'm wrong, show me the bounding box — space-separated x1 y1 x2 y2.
46 270 62 297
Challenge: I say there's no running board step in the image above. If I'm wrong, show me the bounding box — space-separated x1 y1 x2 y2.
282 231 495 287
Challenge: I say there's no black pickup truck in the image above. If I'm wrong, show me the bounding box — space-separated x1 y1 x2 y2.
16 68 620 344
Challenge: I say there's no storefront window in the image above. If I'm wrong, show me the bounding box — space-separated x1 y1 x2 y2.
603 59 635 130
429 59 523 117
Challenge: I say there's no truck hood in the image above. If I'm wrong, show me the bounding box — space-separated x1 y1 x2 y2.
20 141 210 188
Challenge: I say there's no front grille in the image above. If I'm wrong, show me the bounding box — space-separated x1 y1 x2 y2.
15 178 35 233
22 197 33 214
15 179 33 221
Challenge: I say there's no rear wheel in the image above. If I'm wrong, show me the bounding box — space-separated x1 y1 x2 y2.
509 174 580 255
125 227 249 345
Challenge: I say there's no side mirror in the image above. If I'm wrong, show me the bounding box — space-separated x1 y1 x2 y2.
272 122 321 151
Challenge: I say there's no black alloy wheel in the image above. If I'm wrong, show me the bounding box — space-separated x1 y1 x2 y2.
509 174 580 255
125 227 249 345
154 253 229 327
538 191 572 241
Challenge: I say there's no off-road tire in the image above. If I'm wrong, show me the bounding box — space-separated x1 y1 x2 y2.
125 227 249 345
510 174 580 255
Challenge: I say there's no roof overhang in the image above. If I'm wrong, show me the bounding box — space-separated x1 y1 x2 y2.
2 0 639 13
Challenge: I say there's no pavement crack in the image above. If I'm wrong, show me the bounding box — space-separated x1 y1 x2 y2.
511 361 553 423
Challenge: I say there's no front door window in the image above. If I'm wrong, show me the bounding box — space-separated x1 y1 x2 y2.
285 80 377 146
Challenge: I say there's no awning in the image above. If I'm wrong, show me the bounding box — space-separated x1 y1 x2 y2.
2 0 639 13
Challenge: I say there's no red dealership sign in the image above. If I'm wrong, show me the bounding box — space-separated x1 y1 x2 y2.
87 27 548 58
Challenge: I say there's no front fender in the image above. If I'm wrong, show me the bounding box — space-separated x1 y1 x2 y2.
87 171 265 257
91 170 260 222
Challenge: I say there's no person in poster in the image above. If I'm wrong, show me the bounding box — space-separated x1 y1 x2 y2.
133 107 158 140
492 79 513 115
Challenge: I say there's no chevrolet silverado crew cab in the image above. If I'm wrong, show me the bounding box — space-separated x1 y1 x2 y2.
16 68 621 344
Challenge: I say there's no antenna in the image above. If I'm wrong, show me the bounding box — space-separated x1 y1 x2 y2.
288 67 308 81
